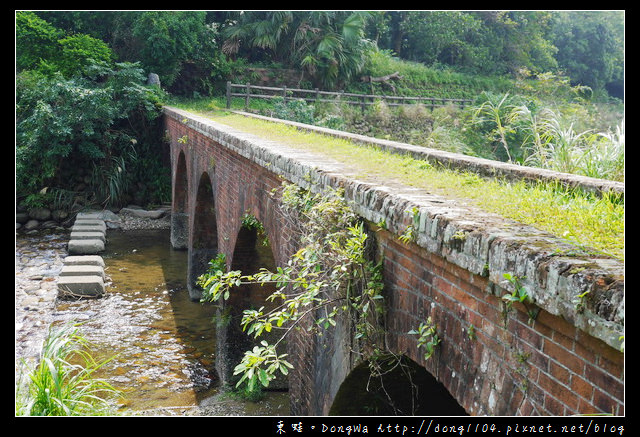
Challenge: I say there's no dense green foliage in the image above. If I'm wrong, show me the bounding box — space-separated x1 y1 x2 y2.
552 11 624 95
35 10 243 96
17 12 113 78
220 11 373 89
366 11 623 98
16 12 169 208
372 11 558 76
28 10 624 98
16 63 167 207
16 10 624 209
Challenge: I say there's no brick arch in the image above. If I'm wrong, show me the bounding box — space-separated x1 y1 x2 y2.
188 171 218 300
171 150 189 249
329 354 468 416
216 215 286 387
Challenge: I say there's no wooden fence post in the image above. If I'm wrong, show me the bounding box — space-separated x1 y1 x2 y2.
245 83 250 110
226 81 231 109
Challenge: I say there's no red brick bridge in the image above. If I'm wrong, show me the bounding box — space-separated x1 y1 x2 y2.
163 106 624 416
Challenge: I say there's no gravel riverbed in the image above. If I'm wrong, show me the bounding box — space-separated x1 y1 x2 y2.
15 211 289 416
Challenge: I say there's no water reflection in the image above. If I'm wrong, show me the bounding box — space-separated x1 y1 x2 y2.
53 229 288 414
54 230 216 410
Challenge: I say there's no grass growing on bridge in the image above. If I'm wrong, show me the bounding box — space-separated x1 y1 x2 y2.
178 106 624 261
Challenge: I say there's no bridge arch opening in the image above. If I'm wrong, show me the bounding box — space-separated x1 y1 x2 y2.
188 171 218 300
216 214 287 390
171 151 189 249
329 354 467 416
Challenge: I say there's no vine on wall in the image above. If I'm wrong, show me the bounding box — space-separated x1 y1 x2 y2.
198 181 442 404
197 182 387 391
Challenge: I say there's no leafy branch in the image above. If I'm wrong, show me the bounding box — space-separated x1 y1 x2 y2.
197 183 386 391
408 317 441 361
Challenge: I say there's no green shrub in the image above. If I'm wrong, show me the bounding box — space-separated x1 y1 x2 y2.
16 62 166 206
16 11 114 79
56 33 113 77
270 97 316 125
15 11 62 71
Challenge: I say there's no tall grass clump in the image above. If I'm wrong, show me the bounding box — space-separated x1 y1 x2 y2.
15 323 120 416
512 105 624 182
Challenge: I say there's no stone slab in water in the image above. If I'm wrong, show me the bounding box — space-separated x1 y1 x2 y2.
76 210 122 229
73 220 107 232
68 239 105 255
76 212 104 220
69 231 106 243
60 264 105 280
74 217 105 223
71 224 107 234
120 207 166 219
63 255 105 267
57 275 104 297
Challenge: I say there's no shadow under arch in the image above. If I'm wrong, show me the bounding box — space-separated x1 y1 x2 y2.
329 354 468 416
188 171 218 301
215 214 287 390
171 150 189 250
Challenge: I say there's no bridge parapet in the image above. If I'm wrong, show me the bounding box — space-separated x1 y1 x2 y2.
235 111 625 198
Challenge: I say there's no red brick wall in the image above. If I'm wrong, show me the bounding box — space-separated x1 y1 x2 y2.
166 114 308 388
165 115 296 268
377 228 623 416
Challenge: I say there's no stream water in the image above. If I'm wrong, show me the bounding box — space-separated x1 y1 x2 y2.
16 228 289 416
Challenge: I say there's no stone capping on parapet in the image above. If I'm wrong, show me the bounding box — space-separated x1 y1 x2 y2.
164 106 624 351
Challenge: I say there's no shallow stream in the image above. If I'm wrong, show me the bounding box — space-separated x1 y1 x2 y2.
16 228 289 416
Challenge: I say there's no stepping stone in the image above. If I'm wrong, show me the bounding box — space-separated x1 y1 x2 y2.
63 255 105 267
68 239 105 255
60 264 105 280
70 231 106 243
76 212 103 220
57 275 104 298
74 218 105 224
71 224 106 234
76 210 122 229
120 207 165 219
73 220 107 232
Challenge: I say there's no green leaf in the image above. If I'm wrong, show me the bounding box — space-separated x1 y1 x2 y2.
258 368 270 387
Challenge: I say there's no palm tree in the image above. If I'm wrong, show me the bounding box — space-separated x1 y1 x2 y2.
222 11 371 89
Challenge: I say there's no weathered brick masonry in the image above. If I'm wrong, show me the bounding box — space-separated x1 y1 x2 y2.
164 107 624 416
